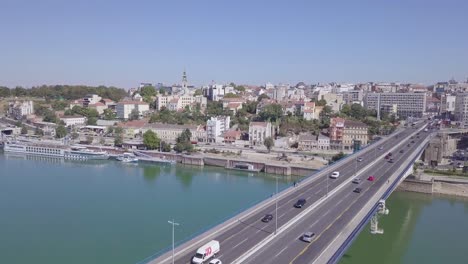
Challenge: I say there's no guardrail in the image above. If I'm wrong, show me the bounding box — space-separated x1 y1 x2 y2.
327 136 429 264
136 127 407 263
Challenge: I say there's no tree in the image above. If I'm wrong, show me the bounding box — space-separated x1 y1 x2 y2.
235 85 246 92
21 125 28 135
316 99 327 106
174 129 194 153
193 89 203 96
259 104 283 122
341 104 351 116
114 135 123 146
55 125 67 138
159 88 166 95
35 127 44 136
244 101 258 114
257 94 270 102
43 109 58 123
114 126 124 135
87 117 97 125
264 137 274 152
71 131 79 140
160 141 171 152
107 126 114 135
103 109 116 120
140 85 156 98
143 130 160 150
129 108 140 120
224 93 239 98
331 152 346 162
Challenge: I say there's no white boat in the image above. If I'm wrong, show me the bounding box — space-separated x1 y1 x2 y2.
117 152 139 163
64 146 109 160
3 141 109 160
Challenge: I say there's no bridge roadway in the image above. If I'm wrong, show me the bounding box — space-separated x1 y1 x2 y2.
243 125 429 263
149 122 427 264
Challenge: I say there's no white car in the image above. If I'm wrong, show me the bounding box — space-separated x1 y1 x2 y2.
209 259 222 264
302 232 315 243
330 171 340 179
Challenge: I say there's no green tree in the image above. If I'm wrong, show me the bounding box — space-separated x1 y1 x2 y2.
21 125 28 135
55 125 67 138
103 108 116 120
114 126 124 135
87 117 98 125
224 93 239 98
140 85 156 97
316 99 327 106
264 137 274 152
235 85 246 92
143 130 160 150
259 104 283 122
257 94 270 102
174 129 194 153
160 141 171 152
71 131 79 140
107 126 114 135
331 152 346 162
159 88 166 95
114 135 123 146
244 101 258 114
35 127 44 136
43 110 58 123
193 89 203 96
129 108 140 120
341 104 351 116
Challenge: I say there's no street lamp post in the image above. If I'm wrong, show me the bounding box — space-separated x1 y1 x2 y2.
168 219 180 264
275 176 278 235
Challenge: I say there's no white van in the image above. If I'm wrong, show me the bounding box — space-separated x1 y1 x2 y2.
330 171 340 179
192 240 220 264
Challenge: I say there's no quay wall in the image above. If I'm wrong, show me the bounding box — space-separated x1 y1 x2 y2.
397 178 434 194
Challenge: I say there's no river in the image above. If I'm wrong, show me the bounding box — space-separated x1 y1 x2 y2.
1 153 467 264
340 191 468 264
0 153 299 264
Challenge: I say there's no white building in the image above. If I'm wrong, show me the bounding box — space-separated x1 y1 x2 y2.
303 102 322 121
9 100 34 120
440 94 456 117
249 122 273 146
454 93 468 128
155 94 206 111
60 115 86 127
206 116 231 143
83 94 102 107
364 92 426 118
116 101 150 119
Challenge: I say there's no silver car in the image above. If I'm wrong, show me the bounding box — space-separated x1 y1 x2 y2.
352 178 361 184
302 232 315 243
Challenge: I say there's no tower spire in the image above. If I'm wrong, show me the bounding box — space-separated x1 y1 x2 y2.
182 69 188 94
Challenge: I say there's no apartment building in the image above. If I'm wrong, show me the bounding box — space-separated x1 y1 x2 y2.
454 93 468 128
329 117 368 150
249 122 273 146
364 92 426 118
144 123 206 143
206 116 231 143
116 101 149 119
59 115 86 127
9 100 34 120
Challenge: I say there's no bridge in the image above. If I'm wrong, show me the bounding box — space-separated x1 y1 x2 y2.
140 121 429 264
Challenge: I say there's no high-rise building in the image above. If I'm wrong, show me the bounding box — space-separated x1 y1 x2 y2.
364 92 426 118
454 93 468 128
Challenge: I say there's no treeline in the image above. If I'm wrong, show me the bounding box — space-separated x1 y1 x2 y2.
0 85 128 102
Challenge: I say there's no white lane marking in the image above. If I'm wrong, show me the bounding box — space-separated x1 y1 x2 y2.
279 212 287 218
274 246 289 258
233 238 248 249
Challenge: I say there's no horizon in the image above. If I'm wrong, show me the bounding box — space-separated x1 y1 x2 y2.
1 0 467 88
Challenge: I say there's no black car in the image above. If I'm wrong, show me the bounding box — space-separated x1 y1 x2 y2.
388 152 392 157
411 140 415 143
400 149 404 153
388 158 394 163
294 198 307 208
354 187 362 193
407 144 411 147
261 214 273 223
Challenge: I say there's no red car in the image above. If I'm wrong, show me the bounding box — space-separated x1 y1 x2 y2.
367 176 375 181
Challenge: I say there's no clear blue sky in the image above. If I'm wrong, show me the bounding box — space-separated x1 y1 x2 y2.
1 0 467 88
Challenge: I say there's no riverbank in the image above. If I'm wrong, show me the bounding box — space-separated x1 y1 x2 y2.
397 173 468 198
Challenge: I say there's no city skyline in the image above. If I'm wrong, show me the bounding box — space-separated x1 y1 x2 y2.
1 0 467 88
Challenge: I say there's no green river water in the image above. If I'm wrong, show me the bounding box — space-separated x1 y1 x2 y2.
1 153 467 264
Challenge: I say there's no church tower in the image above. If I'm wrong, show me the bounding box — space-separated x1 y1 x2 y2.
182 70 188 94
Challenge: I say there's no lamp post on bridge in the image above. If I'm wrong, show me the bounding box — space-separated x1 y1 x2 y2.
275 176 278 235
168 219 180 264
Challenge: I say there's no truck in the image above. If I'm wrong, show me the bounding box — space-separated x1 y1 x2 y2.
192 240 220 264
